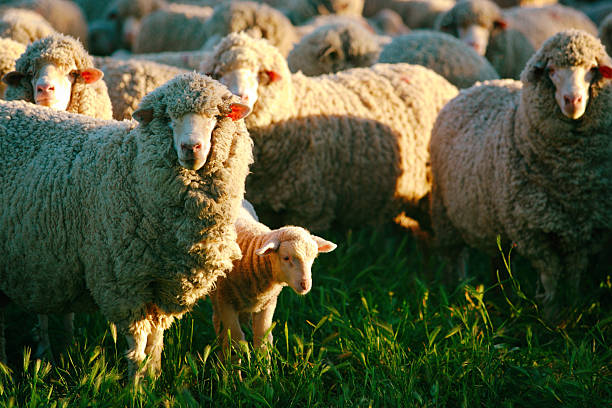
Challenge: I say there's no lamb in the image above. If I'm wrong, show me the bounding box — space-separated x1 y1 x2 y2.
287 21 383 76
435 0 598 79
0 37 25 98
428 30 612 312
378 30 500 88
0 7 56 44
600 13 612 55
210 204 336 358
201 33 459 233
2 34 112 120
94 57 188 120
0 72 254 378
3 0 89 47
284 0 365 26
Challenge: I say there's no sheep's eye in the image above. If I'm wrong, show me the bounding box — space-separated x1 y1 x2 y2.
283 256 290 261
590 66 598 73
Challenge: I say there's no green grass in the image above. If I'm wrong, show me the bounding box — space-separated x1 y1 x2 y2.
1 225 610 407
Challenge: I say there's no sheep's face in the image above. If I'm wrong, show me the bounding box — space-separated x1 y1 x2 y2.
458 24 490 56
546 62 600 120
217 68 261 111
170 113 217 171
256 231 337 295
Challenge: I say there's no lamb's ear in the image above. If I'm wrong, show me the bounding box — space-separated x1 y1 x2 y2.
598 55 612 78
132 107 154 124
79 68 104 84
493 19 507 30
255 238 280 256
226 102 251 120
2 71 24 86
265 70 282 83
312 236 337 253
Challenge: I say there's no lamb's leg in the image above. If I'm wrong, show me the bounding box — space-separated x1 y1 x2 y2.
217 306 246 379
144 325 164 377
252 300 277 373
124 319 152 381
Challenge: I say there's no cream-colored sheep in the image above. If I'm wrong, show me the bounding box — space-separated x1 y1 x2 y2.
0 7 56 44
210 204 336 356
0 37 25 98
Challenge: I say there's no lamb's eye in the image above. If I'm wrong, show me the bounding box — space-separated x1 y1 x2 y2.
283 256 290 261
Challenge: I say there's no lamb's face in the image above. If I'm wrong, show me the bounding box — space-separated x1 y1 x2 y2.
457 24 490 56
546 61 605 120
218 68 260 111
170 113 217 171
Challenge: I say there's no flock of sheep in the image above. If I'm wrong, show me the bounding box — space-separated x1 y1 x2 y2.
0 0 610 381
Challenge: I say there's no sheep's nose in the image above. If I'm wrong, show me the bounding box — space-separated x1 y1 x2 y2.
37 84 54 94
181 143 202 153
240 94 249 102
564 95 582 106
299 280 310 291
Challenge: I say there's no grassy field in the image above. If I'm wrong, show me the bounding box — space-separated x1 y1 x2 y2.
1 224 610 407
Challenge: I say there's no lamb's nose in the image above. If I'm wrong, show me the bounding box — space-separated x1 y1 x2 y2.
564 95 582 106
181 143 201 153
37 84 54 94
300 280 310 291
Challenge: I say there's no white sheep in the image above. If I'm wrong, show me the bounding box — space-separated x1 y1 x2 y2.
0 37 25 98
0 7 56 44
0 72 253 379
429 30 612 313
210 204 336 359
201 33 458 233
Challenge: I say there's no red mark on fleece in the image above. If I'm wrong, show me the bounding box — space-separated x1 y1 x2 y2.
599 65 612 79
401 77 411 84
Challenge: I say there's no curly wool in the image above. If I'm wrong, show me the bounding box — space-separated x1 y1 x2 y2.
4 34 112 119
0 37 25 97
203 33 458 232
287 21 382 76
94 57 188 120
0 72 253 371
429 30 612 304
379 30 499 88
0 7 56 44
284 0 364 25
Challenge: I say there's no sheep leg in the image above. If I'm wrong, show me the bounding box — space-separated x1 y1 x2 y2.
35 315 52 360
0 307 5 365
144 325 164 377
216 306 245 379
124 319 152 381
252 300 276 352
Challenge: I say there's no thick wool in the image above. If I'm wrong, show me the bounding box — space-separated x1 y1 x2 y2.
133 3 213 53
0 72 253 374
94 57 188 120
199 1 297 58
287 21 382 76
379 30 499 88
429 30 612 306
436 0 598 79
491 0 556 7
202 33 458 232
4 34 113 119
362 0 455 29
599 13 612 55
284 0 365 25
116 49 212 71
0 37 25 97
0 7 56 44
9 0 88 47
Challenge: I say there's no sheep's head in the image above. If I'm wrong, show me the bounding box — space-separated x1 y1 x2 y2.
522 30 612 120
133 72 250 171
255 227 336 295
314 0 364 17
200 33 292 126
436 0 506 56
1 34 103 111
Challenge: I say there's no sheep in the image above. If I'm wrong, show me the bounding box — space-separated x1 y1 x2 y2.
94 57 189 120
378 30 500 88
368 8 411 35
198 1 298 58
3 0 89 47
0 7 56 44
0 37 25 98
132 2 213 54
210 204 336 360
2 34 112 119
0 72 254 378
600 13 612 55
362 0 456 29
201 33 459 233
284 0 365 26
112 49 213 71
428 30 612 313
435 0 598 79
491 0 557 7
287 21 383 76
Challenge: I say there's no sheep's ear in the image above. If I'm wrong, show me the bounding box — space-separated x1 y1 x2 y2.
132 107 154 124
255 238 280 256
2 71 24 86
265 70 282 83
599 65 612 79
79 68 104 84
226 102 250 121
493 19 507 30
312 236 337 253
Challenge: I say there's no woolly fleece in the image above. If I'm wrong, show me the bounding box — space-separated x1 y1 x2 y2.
599 13 612 55
4 34 112 119
429 30 612 306
285 0 365 26
0 7 56 44
0 72 254 374
0 37 25 97
202 33 459 232
379 30 499 88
